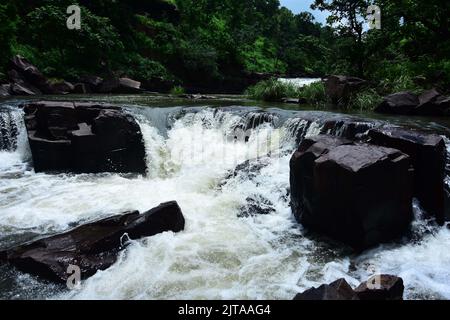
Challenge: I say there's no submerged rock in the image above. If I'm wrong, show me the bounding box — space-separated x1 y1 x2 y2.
1 201 185 283
290 135 413 250
22 101 147 174
238 195 275 218
231 112 277 141
368 128 446 225
294 275 404 300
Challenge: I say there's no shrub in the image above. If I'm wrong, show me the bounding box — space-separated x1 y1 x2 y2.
120 54 174 82
170 86 185 95
298 81 328 107
349 89 383 111
379 74 421 95
245 78 297 101
0 3 17 69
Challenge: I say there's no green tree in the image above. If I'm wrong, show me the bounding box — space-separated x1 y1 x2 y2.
17 3 123 78
0 3 17 71
312 0 370 76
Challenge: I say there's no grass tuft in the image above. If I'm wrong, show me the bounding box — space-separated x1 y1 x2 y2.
245 78 298 102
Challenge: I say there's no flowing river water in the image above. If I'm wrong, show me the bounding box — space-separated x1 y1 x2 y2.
1 94 450 300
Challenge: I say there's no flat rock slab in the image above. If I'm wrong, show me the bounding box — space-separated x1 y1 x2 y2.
316 144 408 172
1 201 185 283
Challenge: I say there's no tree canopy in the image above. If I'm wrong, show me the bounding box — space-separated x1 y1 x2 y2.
0 0 448 90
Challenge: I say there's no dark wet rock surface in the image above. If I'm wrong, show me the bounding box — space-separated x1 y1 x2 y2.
22 100 147 174
0 202 185 283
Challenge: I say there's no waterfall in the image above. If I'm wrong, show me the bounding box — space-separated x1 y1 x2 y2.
1 102 450 300
0 106 30 171
0 108 23 151
283 114 379 145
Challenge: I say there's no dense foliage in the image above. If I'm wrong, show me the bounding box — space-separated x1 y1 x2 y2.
312 0 450 88
0 0 449 94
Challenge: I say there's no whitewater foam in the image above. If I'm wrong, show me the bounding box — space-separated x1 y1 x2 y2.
0 106 449 300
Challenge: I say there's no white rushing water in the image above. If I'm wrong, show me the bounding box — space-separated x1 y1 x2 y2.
0 106 450 300
278 78 321 88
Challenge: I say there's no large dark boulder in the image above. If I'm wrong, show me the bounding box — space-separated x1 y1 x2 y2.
290 135 413 250
294 275 404 300
368 128 446 225
375 91 420 115
415 89 450 116
325 75 366 106
9 55 49 91
8 55 64 94
376 90 450 116
294 279 358 300
1 201 185 283
8 69 42 95
290 135 354 224
8 55 80 95
22 101 147 174
355 275 404 300
418 89 441 108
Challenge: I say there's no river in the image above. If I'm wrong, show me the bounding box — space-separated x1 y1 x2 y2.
0 94 450 300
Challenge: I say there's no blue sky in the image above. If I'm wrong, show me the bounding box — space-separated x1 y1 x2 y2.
279 0 330 24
